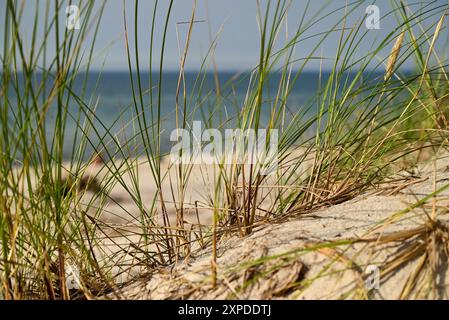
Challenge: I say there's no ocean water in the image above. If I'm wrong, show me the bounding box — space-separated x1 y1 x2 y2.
11 71 385 160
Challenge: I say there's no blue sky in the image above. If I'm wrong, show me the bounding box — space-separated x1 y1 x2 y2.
1 0 447 71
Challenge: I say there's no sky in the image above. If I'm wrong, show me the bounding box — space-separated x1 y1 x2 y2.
1 0 448 71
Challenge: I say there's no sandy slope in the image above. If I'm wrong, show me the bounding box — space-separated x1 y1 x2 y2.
113 154 449 299
15 150 449 299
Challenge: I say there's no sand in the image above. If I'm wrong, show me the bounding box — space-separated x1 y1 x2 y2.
14 150 449 299
106 153 449 299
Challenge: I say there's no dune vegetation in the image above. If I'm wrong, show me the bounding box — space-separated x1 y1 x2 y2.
1 0 449 299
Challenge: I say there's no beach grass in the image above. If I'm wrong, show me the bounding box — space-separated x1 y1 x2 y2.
1 0 449 299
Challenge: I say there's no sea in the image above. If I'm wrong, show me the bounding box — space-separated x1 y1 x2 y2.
10 70 387 160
